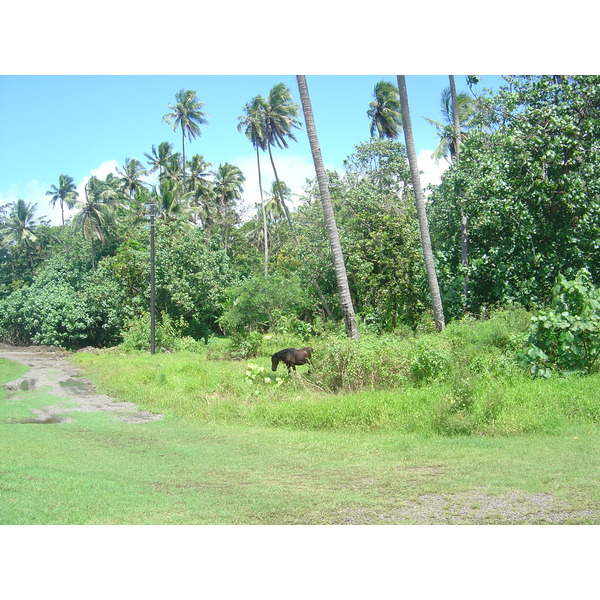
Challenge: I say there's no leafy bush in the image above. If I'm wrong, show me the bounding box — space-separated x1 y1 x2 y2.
310 334 411 392
0 255 130 349
205 337 232 360
219 274 312 336
521 269 600 376
228 331 265 360
120 313 204 353
409 338 452 385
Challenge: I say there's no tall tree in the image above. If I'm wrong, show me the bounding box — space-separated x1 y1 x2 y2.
152 178 193 225
72 176 119 269
396 75 445 331
296 75 360 340
144 142 174 178
186 154 212 196
46 174 78 225
163 89 208 188
431 76 600 314
117 158 147 199
266 180 291 220
0 199 40 270
448 75 469 305
162 152 184 183
263 83 302 238
238 95 270 277
368 80 403 139
424 85 477 163
212 163 245 249
425 80 474 308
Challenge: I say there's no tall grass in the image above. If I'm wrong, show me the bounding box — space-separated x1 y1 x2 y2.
72 308 600 437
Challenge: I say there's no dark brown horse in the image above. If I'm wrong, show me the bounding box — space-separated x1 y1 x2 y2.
271 347 313 373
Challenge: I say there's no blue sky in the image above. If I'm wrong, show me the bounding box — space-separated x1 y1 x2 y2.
0 74 505 225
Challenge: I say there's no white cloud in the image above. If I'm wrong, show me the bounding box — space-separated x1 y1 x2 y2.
417 149 449 194
0 179 56 223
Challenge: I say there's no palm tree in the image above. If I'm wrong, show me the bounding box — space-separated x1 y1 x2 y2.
46 174 78 225
263 83 302 237
186 154 213 197
396 75 445 331
296 75 359 340
1 199 40 270
153 178 193 224
162 152 184 183
424 79 474 307
238 95 270 276
212 163 245 249
163 89 208 188
144 141 174 178
72 176 119 269
265 180 291 220
368 80 403 139
424 85 477 163
448 75 469 305
117 158 147 198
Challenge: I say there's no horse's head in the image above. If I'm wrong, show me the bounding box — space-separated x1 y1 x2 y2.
271 353 279 371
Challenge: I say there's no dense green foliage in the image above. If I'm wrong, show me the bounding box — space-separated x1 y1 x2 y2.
430 75 600 316
522 269 600 376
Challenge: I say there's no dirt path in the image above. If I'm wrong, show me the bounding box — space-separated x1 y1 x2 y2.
0 345 163 424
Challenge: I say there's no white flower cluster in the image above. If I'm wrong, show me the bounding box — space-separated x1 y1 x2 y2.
244 363 285 387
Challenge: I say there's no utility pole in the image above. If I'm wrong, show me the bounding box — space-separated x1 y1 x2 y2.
150 200 156 354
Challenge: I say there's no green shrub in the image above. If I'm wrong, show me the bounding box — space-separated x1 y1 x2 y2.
219 274 312 336
409 338 452 385
120 313 204 353
521 269 600 376
228 331 265 359
205 337 232 360
0 257 130 349
310 334 410 392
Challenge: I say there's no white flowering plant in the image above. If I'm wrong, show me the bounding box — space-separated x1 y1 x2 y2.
244 363 285 388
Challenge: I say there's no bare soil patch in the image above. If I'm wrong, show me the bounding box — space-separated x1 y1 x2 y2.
0 344 163 424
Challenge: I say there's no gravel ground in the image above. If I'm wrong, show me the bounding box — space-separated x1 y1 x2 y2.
336 489 599 524
0 344 162 424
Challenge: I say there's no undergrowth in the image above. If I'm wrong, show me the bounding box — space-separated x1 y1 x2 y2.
73 308 600 436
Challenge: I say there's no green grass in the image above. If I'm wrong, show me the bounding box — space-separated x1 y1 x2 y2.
71 349 600 436
2 351 600 524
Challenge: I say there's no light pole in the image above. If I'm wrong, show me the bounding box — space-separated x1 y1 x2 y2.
150 199 156 354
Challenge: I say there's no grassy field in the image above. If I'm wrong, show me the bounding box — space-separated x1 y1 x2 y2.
72 345 600 437
2 345 600 525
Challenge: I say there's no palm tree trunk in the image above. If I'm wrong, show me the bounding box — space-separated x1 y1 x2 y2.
181 130 186 190
396 75 445 332
267 146 297 241
296 75 360 340
449 75 469 306
256 146 269 277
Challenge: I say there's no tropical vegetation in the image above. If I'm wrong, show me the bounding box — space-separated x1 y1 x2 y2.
1 76 600 386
